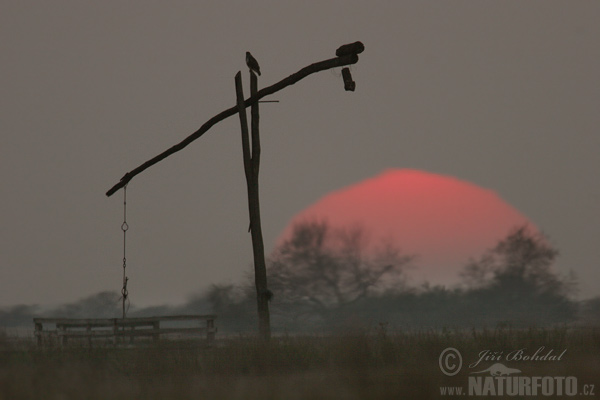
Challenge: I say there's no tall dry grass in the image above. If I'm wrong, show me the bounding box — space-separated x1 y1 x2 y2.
1 326 598 399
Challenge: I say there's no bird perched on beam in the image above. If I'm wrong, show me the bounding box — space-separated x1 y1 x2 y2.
246 51 261 76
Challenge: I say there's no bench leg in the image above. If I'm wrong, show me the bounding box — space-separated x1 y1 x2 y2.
35 323 43 347
87 325 92 347
153 322 160 343
130 326 135 345
207 319 215 343
113 321 118 345
60 325 68 346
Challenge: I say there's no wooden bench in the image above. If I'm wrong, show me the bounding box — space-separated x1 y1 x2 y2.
33 315 217 346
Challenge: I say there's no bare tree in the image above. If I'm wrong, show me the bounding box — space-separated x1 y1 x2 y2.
267 220 413 327
460 226 577 326
461 225 574 296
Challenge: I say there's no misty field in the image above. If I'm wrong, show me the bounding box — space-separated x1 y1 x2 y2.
1 326 598 399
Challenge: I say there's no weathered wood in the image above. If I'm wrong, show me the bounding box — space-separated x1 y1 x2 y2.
120 314 217 322
207 318 216 342
50 327 208 338
113 319 118 345
236 72 271 340
103 43 364 341
105 52 360 197
249 71 270 340
87 324 92 347
335 41 365 57
33 315 216 325
235 73 252 184
152 321 160 343
59 324 67 346
250 72 261 176
35 322 43 347
342 67 356 91
33 315 217 346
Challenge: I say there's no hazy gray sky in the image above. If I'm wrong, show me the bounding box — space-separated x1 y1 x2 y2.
2 1 598 307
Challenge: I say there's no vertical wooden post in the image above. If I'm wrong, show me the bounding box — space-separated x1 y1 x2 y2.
235 71 271 340
87 323 92 348
207 318 215 343
59 324 67 346
113 319 118 345
249 71 271 340
153 321 160 343
34 321 43 347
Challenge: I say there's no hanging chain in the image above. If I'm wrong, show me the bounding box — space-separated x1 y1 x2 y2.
121 185 129 319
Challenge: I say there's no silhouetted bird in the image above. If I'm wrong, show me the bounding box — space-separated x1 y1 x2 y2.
246 51 261 76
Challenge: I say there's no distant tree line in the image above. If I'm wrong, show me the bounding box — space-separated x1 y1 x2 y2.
2 222 599 333
206 222 583 333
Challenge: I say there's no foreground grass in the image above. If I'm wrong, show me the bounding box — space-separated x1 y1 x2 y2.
1 327 598 399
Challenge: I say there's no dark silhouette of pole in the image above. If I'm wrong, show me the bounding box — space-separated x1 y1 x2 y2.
104 42 364 340
235 71 270 339
105 46 362 197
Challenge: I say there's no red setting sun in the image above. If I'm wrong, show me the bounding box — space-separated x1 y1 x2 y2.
278 169 535 286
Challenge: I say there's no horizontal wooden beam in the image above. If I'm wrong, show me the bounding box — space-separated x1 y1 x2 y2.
34 315 218 346
34 314 217 326
44 327 212 338
105 52 359 197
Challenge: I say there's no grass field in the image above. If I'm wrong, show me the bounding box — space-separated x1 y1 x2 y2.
1 326 598 399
